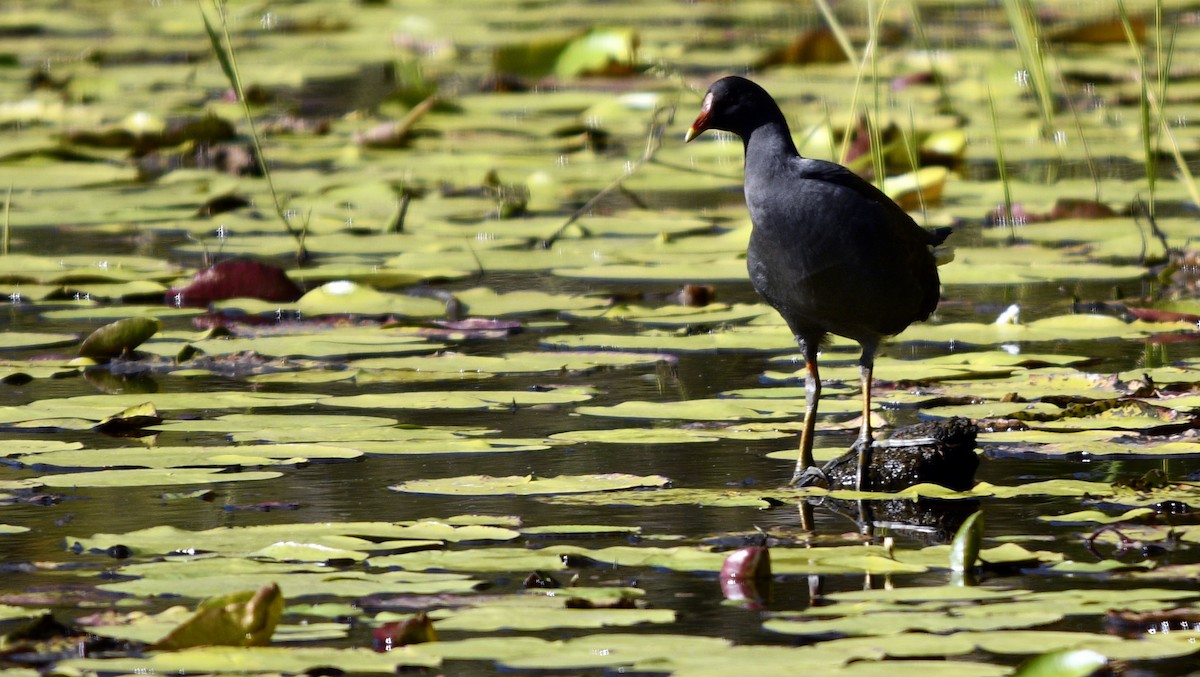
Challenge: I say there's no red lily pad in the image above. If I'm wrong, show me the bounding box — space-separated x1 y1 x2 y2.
167 260 303 308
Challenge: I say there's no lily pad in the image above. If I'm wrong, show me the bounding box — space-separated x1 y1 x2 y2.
390 473 670 496
8 443 361 470
57 646 440 673
36 468 282 488
320 388 594 411
349 350 674 374
0 332 79 351
431 604 674 631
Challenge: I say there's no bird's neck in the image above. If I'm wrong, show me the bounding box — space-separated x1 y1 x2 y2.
743 120 799 172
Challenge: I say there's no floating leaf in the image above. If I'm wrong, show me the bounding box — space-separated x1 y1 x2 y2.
168 259 302 307
145 330 442 360
494 29 638 79
0 332 79 351
36 468 282 488
94 401 161 434
390 473 670 496
553 29 638 78
550 425 791 444
431 605 672 632
576 398 802 421
1011 648 1108 677
58 645 440 673
454 287 608 316
321 388 594 411
292 281 447 317
374 612 438 650
153 583 284 649
11 443 360 470
70 520 517 558
350 350 674 374
538 487 778 509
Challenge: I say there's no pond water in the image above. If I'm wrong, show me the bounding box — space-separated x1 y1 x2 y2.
2 1 1200 675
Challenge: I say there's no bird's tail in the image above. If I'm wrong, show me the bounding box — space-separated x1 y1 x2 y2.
925 226 955 267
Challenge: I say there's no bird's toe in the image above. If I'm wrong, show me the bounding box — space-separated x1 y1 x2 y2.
789 465 829 488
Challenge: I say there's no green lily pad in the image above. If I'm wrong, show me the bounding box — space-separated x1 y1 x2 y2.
453 286 608 316
147 413 399 433
70 520 518 558
57 645 440 673
154 583 283 649
538 487 779 508
430 604 673 631
350 350 673 374
9 443 361 469
144 329 443 360
549 425 792 444
0 392 322 424
553 259 750 282
76 316 159 360
389 473 670 496
329 438 555 455
896 315 1190 346
283 281 449 317
320 388 594 411
0 332 79 350
100 565 478 600
541 326 799 352
565 302 771 326
36 468 282 488
764 607 1063 637
576 398 799 421
0 603 47 620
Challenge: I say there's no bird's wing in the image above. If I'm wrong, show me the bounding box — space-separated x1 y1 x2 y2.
791 157 943 323
793 159 915 222
795 158 951 245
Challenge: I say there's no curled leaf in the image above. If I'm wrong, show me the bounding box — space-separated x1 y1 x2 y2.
372 612 437 652
94 402 162 435
78 317 162 360
494 29 638 79
1012 648 1108 677
153 583 283 650
719 546 771 607
949 510 984 575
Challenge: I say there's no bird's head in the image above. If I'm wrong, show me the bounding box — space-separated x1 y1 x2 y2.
685 75 779 143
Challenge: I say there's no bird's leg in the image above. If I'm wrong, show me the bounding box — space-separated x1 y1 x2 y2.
790 340 824 487
854 343 878 490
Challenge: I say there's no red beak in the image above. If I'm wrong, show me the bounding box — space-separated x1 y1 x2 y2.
684 110 709 143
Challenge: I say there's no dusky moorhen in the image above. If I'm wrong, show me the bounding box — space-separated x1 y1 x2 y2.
684 75 946 489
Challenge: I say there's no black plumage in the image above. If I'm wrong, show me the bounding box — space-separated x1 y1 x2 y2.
685 76 946 487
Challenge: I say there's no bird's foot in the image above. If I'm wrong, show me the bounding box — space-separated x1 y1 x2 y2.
789 465 829 488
